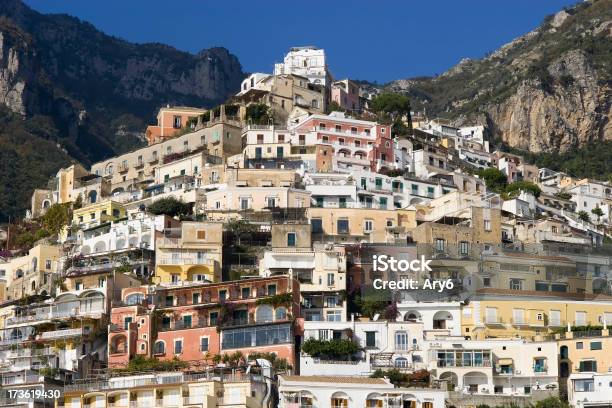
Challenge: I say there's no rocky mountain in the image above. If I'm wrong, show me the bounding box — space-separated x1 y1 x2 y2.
387 0 611 153
0 0 244 221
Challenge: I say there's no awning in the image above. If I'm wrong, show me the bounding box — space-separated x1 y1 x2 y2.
497 358 513 365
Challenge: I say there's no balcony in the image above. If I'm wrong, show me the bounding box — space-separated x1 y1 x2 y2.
118 164 129 173
484 316 503 325
157 256 215 266
158 320 211 332
6 309 77 326
148 155 159 164
39 327 83 340
7 347 55 359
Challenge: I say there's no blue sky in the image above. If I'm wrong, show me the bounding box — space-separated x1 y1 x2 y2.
24 0 577 83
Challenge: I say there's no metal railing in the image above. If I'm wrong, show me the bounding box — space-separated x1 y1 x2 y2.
39 327 83 340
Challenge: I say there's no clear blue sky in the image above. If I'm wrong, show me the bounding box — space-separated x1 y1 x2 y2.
24 0 577 83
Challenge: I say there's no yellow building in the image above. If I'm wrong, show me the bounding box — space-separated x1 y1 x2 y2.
307 207 406 243
72 200 127 229
155 222 223 284
558 331 612 393
2 244 60 301
63 370 266 408
461 290 612 340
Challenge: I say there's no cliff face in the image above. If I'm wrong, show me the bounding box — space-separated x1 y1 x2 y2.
388 0 612 153
0 0 245 221
0 0 245 162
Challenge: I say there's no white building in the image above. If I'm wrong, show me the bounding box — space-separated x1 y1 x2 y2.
237 72 270 96
301 319 427 376
397 302 462 336
274 46 331 86
426 337 558 396
568 372 612 408
568 181 611 225
278 375 447 408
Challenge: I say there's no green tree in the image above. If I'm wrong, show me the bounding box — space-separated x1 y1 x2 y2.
245 104 271 125
370 93 411 118
477 168 508 193
504 180 541 198
591 206 604 222
41 203 71 235
326 101 345 113
147 197 191 217
578 210 591 223
73 194 83 209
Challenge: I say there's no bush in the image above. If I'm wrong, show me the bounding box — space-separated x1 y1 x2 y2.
504 180 541 198
477 168 507 193
301 338 361 360
245 104 271 125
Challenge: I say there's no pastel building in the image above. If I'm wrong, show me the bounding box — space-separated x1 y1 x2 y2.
154 221 224 285
145 106 208 145
293 112 395 173
331 79 361 112
107 275 300 369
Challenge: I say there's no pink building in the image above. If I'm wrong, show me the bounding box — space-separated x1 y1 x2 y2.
108 275 301 369
331 79 361 112
294 112 394 173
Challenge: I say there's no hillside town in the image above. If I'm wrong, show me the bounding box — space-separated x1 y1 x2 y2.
1 46 611 408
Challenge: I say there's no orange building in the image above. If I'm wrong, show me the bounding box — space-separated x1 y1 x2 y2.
145 106 207 145
108 275 300 369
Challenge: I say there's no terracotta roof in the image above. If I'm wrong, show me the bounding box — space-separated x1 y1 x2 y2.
281 375 388 385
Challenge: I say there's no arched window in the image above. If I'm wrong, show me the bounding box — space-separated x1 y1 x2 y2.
42 200 51 209
31 257 38 271
31 281 36 292
275 307 287 321
88 190 97 204
256 305 273 323
395 357 409 368
15 269 23 279
153 341 165 355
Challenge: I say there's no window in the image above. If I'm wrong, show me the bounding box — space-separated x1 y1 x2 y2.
311 218 323 233
45 260 52 270
323 310 341 322
590 341 602 350
267 197 277 208
510 278 523 290
154 341 165 355
327 273 335 286
209 312 218 326
200 337 209 352
484 219 492 231
337 219 349 234
459 241 469 255
395 331 408 350
579 360 597 372
576 342 583 350
182 315 192 329
364 220 373 233
365 331 376 348
174 339 183 354
241 287 251 299
427 186 434 198
435 238 445 252
379 197 388 209
315 197 324 208
275 307 287 320
335 125 341 132
222 324 290 349
574 379 594 392
276 146 284 158
339 197 347 208
483 277 491 287
287 232 296 247
534 358 547 373
267 284 277 296
173 116 182 128
575 311 587 326
197 230 206 240
219 290 227 301
278 134 285 142
124 316 133 330
192 293 201 304
240 198 250 210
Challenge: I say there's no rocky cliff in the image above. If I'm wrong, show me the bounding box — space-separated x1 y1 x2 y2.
0 0 245 221
388 0 611 153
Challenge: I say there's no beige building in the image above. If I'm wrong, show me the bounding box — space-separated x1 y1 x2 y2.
412 206 502 259
235 74 325 122
90 120 241 190
2 244 60 301
205 186 311 212
307 207 406 243
155 222 224 284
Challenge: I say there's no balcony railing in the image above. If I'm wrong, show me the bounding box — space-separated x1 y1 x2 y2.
436 360 492 368
157 257 215 266
39 327 83 340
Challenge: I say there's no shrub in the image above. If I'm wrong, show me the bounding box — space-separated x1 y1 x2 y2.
147 197 191 217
